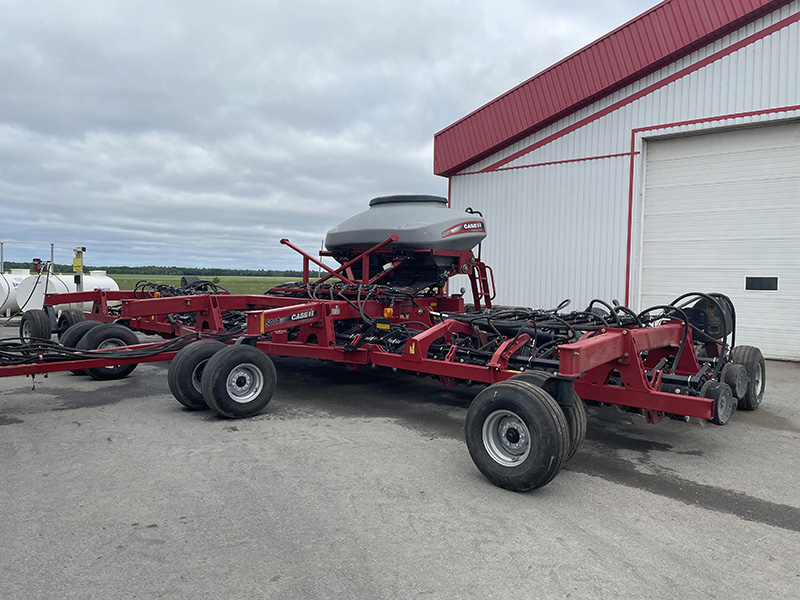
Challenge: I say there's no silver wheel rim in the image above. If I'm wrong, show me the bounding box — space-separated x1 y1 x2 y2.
482 409 531 467
191 360 210 394
754 362 764 396
21 321 32 340
720 389 734 421
98 338 126 350
226 363 263 404
98 337 127 370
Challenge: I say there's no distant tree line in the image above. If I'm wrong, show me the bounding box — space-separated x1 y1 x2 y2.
2 261 303 278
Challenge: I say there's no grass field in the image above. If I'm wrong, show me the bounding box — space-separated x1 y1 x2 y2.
110 274 298 295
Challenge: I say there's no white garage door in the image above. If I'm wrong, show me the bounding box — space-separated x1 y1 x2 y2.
640 121 800 360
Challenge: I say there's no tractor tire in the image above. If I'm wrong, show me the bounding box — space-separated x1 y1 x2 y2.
168 340 227 410
19 309 52 342
703 381 736 425
465 380 569 492
57 308 86 339
76 323 140 380
60 321 103 375
201 345 277 418
510 370 586 461
731 345 766 410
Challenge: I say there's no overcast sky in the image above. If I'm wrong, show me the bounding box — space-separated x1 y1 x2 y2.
0 0 654 270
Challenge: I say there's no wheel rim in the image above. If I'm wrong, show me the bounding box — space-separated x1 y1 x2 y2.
226 363 264 404
191 360 210 394
21 321 32 340
736 368 748 398
98 338 127 350
482 409 531 467
96 337 128 370
719 390 734 422
753 362 764 396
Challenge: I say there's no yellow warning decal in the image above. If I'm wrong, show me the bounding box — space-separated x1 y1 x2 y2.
409 342 415 355
376 322 390 330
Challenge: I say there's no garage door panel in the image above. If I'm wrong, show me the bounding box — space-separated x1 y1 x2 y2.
646 122 800 159
640 121 800 359
646 175 800 200
646 153 800 188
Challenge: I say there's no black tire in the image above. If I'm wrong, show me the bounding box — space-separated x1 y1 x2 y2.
57 308 86 339
19 310 52 342
721 362 749 401
60 320 102 349
168 340 227 410
510 370 586 461
60 320 104 375
731 345 766 410
77 324 140 380
703 381 736 425
465 380 569 492
201 345 277 418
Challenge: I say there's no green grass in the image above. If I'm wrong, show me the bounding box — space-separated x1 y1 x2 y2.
110 274 298 295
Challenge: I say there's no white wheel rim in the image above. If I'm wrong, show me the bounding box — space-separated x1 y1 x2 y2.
482 409 531 467
226 363 264 404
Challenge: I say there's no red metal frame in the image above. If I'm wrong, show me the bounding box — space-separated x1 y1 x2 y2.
1 237 722 425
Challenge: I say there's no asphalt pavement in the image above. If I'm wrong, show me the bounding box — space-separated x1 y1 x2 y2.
1 325 798 599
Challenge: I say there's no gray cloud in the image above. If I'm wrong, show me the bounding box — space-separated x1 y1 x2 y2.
0 0 653 270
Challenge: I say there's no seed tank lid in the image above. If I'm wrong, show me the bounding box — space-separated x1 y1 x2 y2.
369 195 447 207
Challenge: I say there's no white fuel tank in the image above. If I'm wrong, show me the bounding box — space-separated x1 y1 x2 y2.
16 270 120 313
83 271 119 293
0 269 31 314
80 271 120 311
16 272 76 312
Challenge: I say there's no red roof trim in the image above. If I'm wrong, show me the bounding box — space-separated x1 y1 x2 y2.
478 10 800 173
433 0 795 176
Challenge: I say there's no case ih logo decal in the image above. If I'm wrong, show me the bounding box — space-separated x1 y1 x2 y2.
261 309 318 332
289 310 316 322
441 221 485 238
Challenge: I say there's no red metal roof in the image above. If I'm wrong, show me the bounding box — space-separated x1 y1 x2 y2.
433 0 794 176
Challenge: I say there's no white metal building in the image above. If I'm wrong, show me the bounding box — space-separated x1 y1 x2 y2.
434 0 800 359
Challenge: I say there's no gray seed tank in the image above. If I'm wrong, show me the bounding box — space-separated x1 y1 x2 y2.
324 195 487 291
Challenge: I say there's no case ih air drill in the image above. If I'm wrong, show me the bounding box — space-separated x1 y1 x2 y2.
3 196 766 491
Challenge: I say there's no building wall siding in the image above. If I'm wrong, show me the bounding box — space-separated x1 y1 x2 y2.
448 0 799 310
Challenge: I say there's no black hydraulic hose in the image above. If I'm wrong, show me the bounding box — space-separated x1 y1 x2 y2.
613 304 644 328
568 310 610 329
710 292 737 350
637 304 690 375
535 313 576 340
336 290 371 323
15 267 46 314
358 285 375 325
670 291 732 377
586 299 621 327
512 320 539 354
